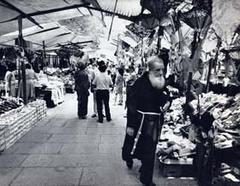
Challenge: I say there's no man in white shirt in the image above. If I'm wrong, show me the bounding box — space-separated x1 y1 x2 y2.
92 62 113 123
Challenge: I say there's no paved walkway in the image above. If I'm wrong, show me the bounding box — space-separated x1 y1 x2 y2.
0 93 198 186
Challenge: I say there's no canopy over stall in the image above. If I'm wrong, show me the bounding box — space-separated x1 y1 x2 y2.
0 0 143 49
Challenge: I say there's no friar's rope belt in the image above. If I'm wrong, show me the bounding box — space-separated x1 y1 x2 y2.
130 109 162 155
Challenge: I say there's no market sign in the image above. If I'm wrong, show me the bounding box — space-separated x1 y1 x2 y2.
212 0 240 44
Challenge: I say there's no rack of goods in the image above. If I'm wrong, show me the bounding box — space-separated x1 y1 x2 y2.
188 92 240 185
36 71 65 108
157 97 196 178
60 68 75 93
61 74 75 93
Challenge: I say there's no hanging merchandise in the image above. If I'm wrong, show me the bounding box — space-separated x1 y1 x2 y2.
141 0 184 20
179 8 211 35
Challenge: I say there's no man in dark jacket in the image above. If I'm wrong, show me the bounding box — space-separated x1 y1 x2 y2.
122 56 171 186
74 62 90 119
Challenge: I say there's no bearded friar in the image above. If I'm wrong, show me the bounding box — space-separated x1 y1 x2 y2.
122 56 171 186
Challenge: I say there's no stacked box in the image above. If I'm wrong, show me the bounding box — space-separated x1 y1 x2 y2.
3 106 37 149
0 100 47 151
0 126 6 152
28 100 47 122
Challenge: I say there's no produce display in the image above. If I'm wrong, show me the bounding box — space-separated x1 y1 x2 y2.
157 92 240 179
43 67 74 93
189 92 240 149
36 72 65 107
157 97 196 177
0 97 23 115
61 74 75 93
187 92 240 184
0 99 47 151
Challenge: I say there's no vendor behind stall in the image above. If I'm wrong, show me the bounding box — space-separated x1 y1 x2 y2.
18 63 38 101
4 62 17 97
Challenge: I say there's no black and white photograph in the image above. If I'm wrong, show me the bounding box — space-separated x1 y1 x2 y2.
0 0 240 185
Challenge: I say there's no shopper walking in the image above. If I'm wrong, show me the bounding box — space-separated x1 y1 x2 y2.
92 62 113 123
74 62 90 119
114 68 125 105
122 56 171 186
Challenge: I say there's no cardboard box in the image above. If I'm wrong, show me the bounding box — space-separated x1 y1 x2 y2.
159 157 195 177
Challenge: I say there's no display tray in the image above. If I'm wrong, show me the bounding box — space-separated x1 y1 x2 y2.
158 157 195 177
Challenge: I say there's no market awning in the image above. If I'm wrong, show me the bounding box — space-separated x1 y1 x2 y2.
0 0 144 37
0 0 142 51
0 0 92 35
97 0 142 17
0 21 95 51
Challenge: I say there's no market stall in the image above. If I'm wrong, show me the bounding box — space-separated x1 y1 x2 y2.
0 98 47 152
0 0 240 185
125 0 240 185
35 67 65 107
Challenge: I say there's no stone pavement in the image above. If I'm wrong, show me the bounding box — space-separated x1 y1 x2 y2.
0 93 198 186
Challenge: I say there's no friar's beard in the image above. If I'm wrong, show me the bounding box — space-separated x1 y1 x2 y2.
149 73 165 90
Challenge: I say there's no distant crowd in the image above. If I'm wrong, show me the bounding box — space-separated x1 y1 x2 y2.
73 58 141 123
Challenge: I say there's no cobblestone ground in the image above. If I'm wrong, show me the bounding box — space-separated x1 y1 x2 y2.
0 93 198 186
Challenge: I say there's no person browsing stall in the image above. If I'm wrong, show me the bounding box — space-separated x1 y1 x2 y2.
122 56 171 186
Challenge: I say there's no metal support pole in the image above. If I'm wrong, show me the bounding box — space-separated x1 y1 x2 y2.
206 59 212 93
18 16 27 105
42 41 46 66
107 0 118 41
186 72 192 104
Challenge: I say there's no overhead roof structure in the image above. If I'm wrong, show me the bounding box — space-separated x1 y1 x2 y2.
97 0 142 17
0 0 143 50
